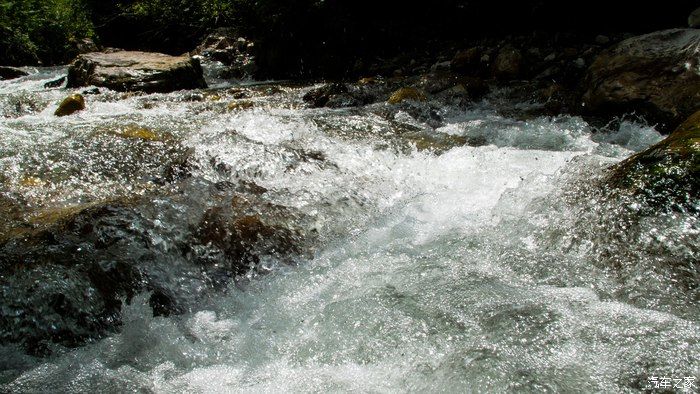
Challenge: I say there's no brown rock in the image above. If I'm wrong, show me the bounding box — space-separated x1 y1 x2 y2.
451 47 481 74
387 87 426 104
67 51 207 93
54 94 85 117
583 29 700 132
493 46 522 80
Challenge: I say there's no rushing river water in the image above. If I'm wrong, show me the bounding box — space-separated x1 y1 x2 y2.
0 68 698 393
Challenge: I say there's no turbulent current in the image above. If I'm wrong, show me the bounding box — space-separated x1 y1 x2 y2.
0 68 698 393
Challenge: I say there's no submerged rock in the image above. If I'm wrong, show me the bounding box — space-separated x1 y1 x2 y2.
583 29 700 132
303 83 349 107
113 125 164 142
303 83 376 108
54 94 85 117
0 200 144 354
0 66 28 80
192 192 314 276
607 109 700 210
227 100 255 111
66 51 207 93
43 76 66 89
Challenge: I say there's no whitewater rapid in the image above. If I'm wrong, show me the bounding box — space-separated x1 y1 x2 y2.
0 68 698 393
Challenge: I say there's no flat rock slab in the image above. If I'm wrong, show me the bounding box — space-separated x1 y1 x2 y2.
67 51 207 93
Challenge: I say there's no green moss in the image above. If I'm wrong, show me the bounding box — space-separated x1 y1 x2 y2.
607 110 700 209
54 93 85 117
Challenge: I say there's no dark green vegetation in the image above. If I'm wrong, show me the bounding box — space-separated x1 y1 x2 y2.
2 0 698 77
0 0 93 65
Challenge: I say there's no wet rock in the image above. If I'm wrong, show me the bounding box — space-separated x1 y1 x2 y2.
582 29 700 132
43 76 66 89
303 83 348 107
421 74 488 101
387 87 426 104
0 66 28 80
82 87 101 95
358 76 378 85
54 93 85 117
607 109 700 210
689 7 700 28
493 46 522 80
113 125 164 142
594 35 611 45
192 28 256 79
192 194 313 276
67 51 207 93
417 73 459 94
303 83 376 108
451 47 482 74
0 200 148 354
228 100 255 111
149 287 182 317
430 60 452 72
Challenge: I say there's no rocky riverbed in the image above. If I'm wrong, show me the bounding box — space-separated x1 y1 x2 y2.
0 41 698 391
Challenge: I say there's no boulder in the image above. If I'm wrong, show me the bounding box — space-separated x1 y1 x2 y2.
582 29 700 132
303 83 348 107
387 87 427 104
192 28 256 79
303 83 376 108
66 51 207 93
607 109 700 210
689 7 700 28
192 193 314 276
54 94 85 117
493 46 522 80
74 37 99 54
451 47 482 74
0 200 145 355
0 66 28 80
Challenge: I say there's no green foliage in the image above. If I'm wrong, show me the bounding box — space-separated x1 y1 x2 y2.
0 0 94 65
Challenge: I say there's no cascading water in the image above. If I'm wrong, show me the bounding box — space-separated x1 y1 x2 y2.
0 68 697 393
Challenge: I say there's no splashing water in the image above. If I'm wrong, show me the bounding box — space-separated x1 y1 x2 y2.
0 69 697 393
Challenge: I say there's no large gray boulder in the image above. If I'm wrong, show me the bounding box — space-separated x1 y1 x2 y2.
582 29 700 132
67 51 207 93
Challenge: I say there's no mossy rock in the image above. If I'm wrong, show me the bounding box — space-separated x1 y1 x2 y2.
607 110 700 209
387 87 426 104
54 94 85 117
113 125 167 142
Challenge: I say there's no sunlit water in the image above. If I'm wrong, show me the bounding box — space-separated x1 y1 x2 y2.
0 68 698 393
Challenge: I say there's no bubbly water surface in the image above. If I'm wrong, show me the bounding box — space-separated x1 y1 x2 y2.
0 68 697 393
